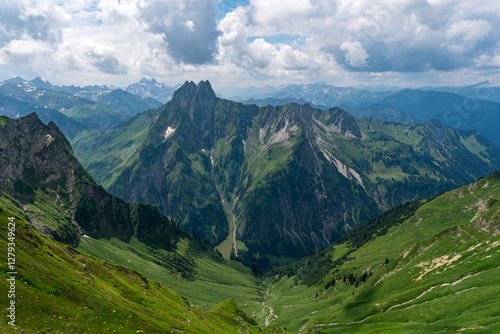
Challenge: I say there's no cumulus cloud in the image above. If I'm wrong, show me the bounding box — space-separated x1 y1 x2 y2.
217 4 335 79
216 0 500 77
0 0 69 47
251 0 314 28
475 54 500 69
0 38 53 65
340 41 369 68
444 20 491 53
138 0 220 64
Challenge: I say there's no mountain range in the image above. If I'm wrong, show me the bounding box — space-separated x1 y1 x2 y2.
76 81 500 267
241 82 500 148
0 113 288 332
0 82 129 131
4 77 500 148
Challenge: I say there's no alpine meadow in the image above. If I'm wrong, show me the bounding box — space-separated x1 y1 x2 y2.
1 1 500 333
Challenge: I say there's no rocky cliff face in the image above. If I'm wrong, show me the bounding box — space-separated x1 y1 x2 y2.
0 113 182 248
105 81 230 245
80 81 500 265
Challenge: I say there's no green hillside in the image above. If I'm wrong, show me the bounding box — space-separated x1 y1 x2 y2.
72 108 162 187
263 171 500 333
0 92 89 139
0 206 285 333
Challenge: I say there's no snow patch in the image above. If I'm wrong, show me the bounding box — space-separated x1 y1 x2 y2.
163 127 175 142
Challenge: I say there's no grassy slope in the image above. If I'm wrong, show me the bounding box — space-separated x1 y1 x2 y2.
76 235 266 314
0 176 267 328
74 108 160 187
264 172 500 333
0 206 270 333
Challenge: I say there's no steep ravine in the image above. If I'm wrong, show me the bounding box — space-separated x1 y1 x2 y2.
211 149 238 258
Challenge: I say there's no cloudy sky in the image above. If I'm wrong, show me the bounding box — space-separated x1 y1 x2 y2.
1 0 500 89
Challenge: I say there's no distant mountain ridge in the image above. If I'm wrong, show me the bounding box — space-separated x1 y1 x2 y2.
1 75 112 98
237 82 500 147
94 88 163 116
0 76 178 104
5 77 500 148
0 82 129 131
0 92 90 139
124 77 180 103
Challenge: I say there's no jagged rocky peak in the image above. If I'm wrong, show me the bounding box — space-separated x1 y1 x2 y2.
170 80 217 111
171 80 198 109
424 118 447 130
422 118 466 145
191 80 217 122
0 113 90 196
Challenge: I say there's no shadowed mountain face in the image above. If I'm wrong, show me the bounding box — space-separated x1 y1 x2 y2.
78 81 500 265
0 113 187 250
